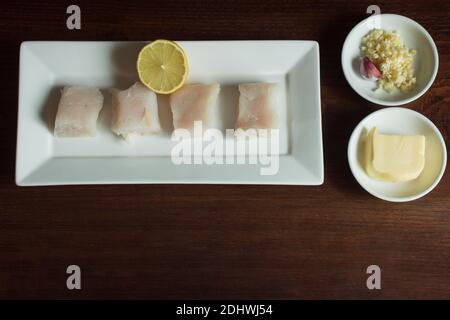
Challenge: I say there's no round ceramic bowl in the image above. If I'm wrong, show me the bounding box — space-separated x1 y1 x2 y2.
348 107 447 202
342 14 438 106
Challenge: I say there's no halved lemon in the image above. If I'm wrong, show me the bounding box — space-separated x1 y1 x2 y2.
137 39 188 94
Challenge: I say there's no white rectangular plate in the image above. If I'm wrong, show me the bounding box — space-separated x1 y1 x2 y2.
16 41 323 186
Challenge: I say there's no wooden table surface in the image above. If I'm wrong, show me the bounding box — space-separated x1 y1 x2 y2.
0 0 448 299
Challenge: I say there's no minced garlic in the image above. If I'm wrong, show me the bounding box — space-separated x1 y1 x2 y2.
360 29 416 92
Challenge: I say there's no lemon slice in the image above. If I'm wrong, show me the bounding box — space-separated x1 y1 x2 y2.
137 40 188 94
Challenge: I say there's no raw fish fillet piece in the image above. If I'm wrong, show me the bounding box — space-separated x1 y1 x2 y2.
235 83 278 131
54 86 104 137
111 82 162 137
170 84 220 132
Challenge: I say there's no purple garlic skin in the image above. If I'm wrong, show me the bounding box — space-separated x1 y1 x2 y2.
360 56 381 80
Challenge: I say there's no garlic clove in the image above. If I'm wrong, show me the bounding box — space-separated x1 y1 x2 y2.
360 56 381 80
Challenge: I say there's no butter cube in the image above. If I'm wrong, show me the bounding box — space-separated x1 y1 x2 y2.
365 128 425 182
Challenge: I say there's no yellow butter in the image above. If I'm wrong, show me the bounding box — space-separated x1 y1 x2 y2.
365 128 425 182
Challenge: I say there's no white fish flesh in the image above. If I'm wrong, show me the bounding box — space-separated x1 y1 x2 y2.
111 82 161 137
235 83 278 131
54 86 104 137
170 84 220 132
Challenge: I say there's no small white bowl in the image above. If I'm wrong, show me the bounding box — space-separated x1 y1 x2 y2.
348 107 447 202
342 14 439 106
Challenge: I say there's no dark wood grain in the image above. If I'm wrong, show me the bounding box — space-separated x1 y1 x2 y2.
0 0 449 299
